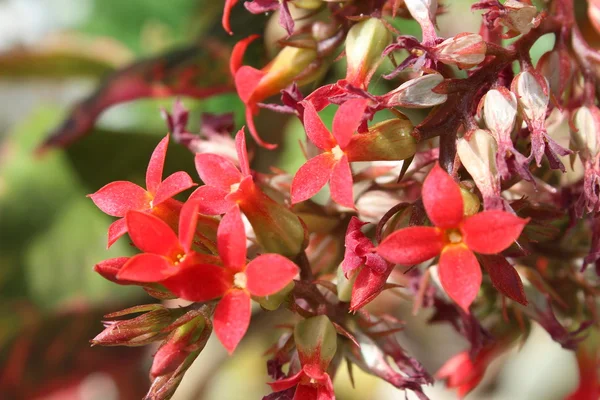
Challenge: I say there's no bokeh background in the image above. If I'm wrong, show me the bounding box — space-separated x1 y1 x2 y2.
0 0 597 399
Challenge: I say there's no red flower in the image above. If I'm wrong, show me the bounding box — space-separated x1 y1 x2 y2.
436 347 499 398
189 128 251 215
377 164 528 312
567 346 600 400
268 365 335 400
89 134 196 247
291 99 369 209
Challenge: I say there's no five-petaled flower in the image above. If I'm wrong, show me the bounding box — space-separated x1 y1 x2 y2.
377 163 529 312
89 134 195 247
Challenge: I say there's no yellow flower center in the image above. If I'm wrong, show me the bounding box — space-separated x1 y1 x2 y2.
446 229 463 244
331 145 344 161
173 253 186 266
230 182 241 193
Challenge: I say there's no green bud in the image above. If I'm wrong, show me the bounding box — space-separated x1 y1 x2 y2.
345 118 416 162
345 18 392 87
254 281 294 311
294 315 337 368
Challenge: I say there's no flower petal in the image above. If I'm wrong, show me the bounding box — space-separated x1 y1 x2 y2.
268 371 303 392
195 153 242 191
94 256 130 284
438 245 482 313
146 135 169 194
350 264 394 311
332 98 368 149
330 155 355 209
291 153 336 204
302 101 336 150
117 253 175 282
214 289 251 354
462 211 528 254
126 211 181 257
422 163 464 228
153 171 196 206
479 255 527 305
179 200 200 254
222 0 239 35
246 254 298 296
229 34 259 75
245 106 277 149
89 181 150 217
187 186 233 215
107 217 128 248
235 66 265 105
162 262 231 302
377 226 444 265
235 128 251 176
218 206 247 271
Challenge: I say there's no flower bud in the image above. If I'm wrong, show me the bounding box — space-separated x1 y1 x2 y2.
537 49 573 99
503 0 538 35
382 73 447 108
571 106 600 161
345 18 392 88
254 281 294 311
94 257 131 285
404 0 438 41
293 0 322 10
459 186 481 217
432 33 487 69
356 190 404 223
337 264 357 302
345 118 416 162
483 88 517 144
91 305 180 347
294 315 337 370
151 312 209 378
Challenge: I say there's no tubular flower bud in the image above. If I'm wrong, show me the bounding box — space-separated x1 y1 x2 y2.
537 48 573 100
92 305 180 347
457 129 502 210
232 36 325 148
571 106 600 163
381 73 447 108
345 118 416 162
345 18 392 88
432 33 487 69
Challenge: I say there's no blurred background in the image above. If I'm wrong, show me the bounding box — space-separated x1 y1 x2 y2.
0 0 596 399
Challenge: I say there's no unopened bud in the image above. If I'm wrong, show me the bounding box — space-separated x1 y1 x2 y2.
459 185 481 217
404 0 438 41
295 315 337 370
537 49 573 98
345 118 416 162
92 305 180 347
345 18 392 88
483 88 517 143
294 0 322 10
382 73 447 108
571 106 600 160
503 0 538 35
94 257 130 285
261 46 322 96
151 312 209 378
432 33 487 69
254 281 294 311
356 190 404 223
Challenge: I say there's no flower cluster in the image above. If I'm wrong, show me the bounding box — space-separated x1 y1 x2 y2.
78 0 600 399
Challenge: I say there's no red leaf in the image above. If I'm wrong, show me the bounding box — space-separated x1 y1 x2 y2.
195 153 242 191
117 253 175 282
302 101 336 150
218 206 247 271
235 128 251 176
377 226 444 265
126 211 182 257
330 155 355 209
479 255 527 305
187 186 233 215
146 135 169 193
422 163 464 229
332 98 368 149
438 245 482 313
214 289 251 354
89 181 150 217
162 262 231 302
230 34 260 75
153 171 195 206
107 217 128 248
246 254 298 296
462 211 528 254
291 153 336 204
